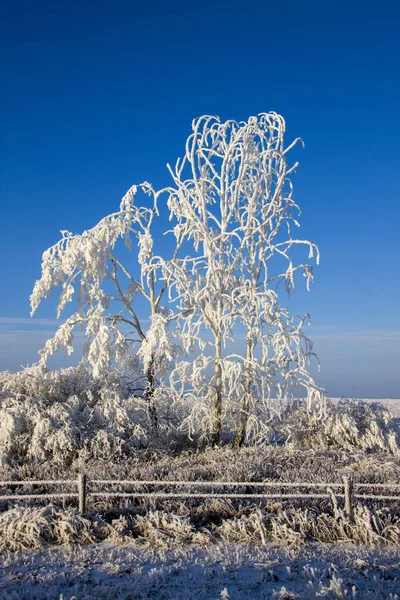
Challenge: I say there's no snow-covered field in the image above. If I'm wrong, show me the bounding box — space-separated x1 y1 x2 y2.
1 541 400 599
1 396 399 599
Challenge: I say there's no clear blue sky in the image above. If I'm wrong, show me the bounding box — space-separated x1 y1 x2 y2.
1 0 399 398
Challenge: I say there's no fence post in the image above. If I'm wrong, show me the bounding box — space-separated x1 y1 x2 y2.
78 473 87 515
342 475 354 521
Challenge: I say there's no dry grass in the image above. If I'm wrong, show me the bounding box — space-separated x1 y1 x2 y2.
1 495 400 553
0 506 53 551
3 442 400 492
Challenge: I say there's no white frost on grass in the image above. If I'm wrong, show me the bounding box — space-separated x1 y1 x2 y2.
1 542 400 599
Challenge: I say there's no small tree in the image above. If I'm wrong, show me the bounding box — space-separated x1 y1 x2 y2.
30 183 180 427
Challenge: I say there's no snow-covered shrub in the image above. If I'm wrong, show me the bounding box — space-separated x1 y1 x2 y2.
51 508 98 546
0 366 206 467
0 407 30 467
0 364 130 404
134 510 195 547
216 510 267 545
281 398 399 453
269 503 400 548
0 505 108 551
107 515 136 544
0 366 151 466
0 506 53 551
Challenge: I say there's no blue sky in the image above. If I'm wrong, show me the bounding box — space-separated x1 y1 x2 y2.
1 0 399 398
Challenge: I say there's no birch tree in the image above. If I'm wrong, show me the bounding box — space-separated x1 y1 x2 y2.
164 113 323 445
30 183 180 427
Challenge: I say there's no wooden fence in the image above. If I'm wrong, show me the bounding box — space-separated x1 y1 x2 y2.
0 476 399 521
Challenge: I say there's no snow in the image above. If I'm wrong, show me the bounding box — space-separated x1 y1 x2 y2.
1 542 400 599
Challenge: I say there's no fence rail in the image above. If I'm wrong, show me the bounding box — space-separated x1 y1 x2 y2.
0 475 399 519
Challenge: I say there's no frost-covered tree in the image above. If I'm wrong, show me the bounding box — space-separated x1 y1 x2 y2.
30 183 180 426
31 111 324 446
163 113 324 445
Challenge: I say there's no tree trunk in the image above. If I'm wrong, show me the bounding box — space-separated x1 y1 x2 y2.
234 334 253 448
145 355 158 430
212 333 223 445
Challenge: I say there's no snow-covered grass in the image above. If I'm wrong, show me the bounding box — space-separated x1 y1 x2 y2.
1 490 400 551
2 440 400 490
1 541 400 599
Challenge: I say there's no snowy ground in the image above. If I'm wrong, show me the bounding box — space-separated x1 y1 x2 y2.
1 542 400 599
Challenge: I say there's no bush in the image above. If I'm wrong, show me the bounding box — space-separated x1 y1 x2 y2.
0 366 149 466
281 398 399 453
0 505 107 551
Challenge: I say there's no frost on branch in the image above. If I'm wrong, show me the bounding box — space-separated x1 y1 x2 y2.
137 312 179 374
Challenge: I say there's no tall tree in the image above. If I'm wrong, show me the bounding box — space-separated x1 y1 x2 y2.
164 113 323 445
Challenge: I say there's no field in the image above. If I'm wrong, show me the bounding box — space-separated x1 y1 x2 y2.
1 391 399 599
